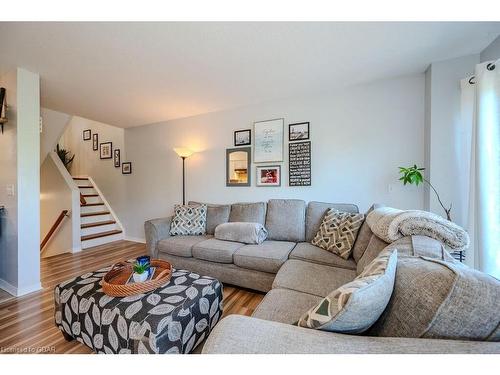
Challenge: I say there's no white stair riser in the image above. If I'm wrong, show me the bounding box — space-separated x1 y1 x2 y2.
79 187 96 195
81 213 113 224
82 233 124 249
81 223 118 236
81 205 107 214
81 196 102 204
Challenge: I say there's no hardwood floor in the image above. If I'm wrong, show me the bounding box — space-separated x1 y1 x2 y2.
0 240 264 354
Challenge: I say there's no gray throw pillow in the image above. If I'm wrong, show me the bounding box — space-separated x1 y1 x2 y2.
214 222 268 244
298 248 397 334
169 204 207 236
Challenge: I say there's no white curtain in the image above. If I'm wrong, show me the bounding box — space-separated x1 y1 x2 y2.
461 61 500 279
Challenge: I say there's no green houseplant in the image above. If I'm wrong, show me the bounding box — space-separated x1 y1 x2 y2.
398 164 452 221
132 261 150 283
56 144 75 171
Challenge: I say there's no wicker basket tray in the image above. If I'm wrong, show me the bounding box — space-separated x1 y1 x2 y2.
101 259 172 297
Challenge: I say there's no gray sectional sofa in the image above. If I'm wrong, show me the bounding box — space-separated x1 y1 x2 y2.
145 199 500 354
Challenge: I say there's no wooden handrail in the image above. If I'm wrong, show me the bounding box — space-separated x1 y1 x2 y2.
40 210 69 251
80 193 86 205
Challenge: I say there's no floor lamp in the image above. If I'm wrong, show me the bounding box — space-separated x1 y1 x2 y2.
173 148 194 205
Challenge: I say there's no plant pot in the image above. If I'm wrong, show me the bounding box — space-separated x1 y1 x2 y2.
133 272 148 283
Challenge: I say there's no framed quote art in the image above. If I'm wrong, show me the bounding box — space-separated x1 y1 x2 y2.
100 142 113 159
254 118 283 163
289 141 311 186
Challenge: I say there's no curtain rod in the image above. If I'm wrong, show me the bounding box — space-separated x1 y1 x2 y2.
468 58 500 84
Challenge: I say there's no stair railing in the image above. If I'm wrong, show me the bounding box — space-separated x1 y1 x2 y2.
40 210 70 251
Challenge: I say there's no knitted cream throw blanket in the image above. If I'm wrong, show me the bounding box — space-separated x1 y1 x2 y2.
366 207 470 251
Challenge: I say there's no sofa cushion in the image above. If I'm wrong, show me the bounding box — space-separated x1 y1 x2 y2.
311 209 365 259
192 238 244 263
169 204 207 236
305 201 359 242
229 202 266 225
157 235 213 257
369 256 500 341
252 288 322 324
234 240 296 274
290 242 356 270
298 248 397 334
189 201 230 235
215 222 268 244
356 234 389 274
265 199 306 242
273 259 356 297
352 204 384 262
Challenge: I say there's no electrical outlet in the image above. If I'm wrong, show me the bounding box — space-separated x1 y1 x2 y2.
388 184 395 193
39 117 43 133
6 184 15 196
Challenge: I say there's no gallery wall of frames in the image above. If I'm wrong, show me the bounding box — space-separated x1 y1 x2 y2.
82 128 132 174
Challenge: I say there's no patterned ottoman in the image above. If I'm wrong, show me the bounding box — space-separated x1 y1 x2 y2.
54 264 223 354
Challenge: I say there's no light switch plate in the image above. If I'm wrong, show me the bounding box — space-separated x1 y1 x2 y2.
6 184 15 196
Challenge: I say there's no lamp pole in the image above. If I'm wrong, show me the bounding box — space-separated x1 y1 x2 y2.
181 156 186 205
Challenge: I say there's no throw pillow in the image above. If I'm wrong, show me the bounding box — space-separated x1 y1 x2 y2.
312 209 365 259
297 248 397 334
169 204 207 236
214 222 268 244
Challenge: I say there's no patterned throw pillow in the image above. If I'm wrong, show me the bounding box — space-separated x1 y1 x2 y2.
297 248 397 334
311 209 365 259
169 204 207 236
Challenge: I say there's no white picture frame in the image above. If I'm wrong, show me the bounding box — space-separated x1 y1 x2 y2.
254 118 284 163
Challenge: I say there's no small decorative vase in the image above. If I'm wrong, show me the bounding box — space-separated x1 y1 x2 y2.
133 272 148 283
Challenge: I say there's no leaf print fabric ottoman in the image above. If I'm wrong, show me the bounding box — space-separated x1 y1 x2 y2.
54 265 223 354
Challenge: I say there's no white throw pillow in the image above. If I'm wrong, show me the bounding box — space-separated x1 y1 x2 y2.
297 247 397 333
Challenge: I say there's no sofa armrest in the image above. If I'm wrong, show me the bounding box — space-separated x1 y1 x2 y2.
144 216 172 258
202 315 500 354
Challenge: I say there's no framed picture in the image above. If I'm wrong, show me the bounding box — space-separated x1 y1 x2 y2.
99 142 113 159
289 141 311 186
256 165 281 187
92 133 98 151
254 118 284 163
122 162 132 175
289 122 310 141
114 149 121 167
83 129 91 141
234 129 251 146
226 147 251 187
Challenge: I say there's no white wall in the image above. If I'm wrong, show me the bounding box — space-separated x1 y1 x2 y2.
480 35 500 62
424 54 479 226
58 116 128 228
40 107 71 164
123 74 425 240
0 68 41 296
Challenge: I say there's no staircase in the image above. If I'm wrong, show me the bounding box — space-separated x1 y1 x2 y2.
74 176 124 249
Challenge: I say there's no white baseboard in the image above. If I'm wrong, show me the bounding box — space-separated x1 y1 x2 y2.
125 236 146 244
0 278 42 297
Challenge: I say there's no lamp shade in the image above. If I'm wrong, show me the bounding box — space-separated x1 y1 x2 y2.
173 148 194 158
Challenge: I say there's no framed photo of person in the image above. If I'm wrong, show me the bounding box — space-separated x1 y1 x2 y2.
99 142 113 159
92 133 99 151
114 149 121 167
122 162 132 175
256 165 281 187
234 129 251 146
254 118 284 163
289 122 309 141
83 129 91 141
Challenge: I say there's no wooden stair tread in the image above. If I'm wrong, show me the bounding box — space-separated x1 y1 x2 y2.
81 220 116 229
78 185 94 188
81 203 105 207
72 177 88 180
81 211 110 217
82 194 99 197
81 229 122 241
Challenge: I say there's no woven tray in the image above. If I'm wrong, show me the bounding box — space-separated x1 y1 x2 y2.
101 259 172 297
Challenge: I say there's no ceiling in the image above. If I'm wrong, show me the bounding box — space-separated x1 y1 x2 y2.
1 22 499 128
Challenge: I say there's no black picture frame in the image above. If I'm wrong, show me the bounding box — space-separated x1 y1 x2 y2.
234 129 251 146
114 149 121 167
92 133 98 151
99 142 113 159
289 141 311 186
289 122 310 141
122 162 132 175
83 129 91 141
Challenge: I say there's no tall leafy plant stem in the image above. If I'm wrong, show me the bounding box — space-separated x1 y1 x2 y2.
423 178 452 221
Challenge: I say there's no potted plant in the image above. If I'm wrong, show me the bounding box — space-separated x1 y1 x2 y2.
398 164 452 221
56 144 75 171
132 261 150 283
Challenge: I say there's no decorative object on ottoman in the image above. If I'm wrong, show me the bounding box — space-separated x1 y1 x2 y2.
169 204 207 236
55 262 224 353
311 209 365 259
132 260 151 283
214 222 268 244
101 259 172 297
298 248 397 333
